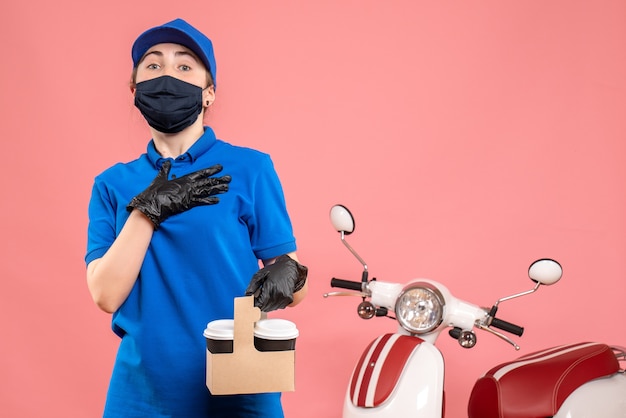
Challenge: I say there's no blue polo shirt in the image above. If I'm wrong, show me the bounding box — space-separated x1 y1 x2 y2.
86 127 296 417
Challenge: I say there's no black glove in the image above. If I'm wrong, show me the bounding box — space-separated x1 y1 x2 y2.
127 160 231 229
245 255 308 312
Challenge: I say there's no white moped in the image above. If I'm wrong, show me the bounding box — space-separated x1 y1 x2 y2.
324 204 626 417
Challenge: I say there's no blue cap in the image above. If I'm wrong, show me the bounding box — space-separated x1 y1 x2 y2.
131 18 217 87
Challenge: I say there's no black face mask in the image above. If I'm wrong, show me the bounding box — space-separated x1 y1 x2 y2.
134 76 204 134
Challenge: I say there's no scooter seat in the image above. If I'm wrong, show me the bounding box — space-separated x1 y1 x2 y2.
468 342 619 418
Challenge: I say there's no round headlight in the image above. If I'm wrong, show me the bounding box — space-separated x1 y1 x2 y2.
395 282 445 334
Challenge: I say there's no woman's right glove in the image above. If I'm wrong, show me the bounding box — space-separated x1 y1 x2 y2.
245 255 308 312
127 160 231 229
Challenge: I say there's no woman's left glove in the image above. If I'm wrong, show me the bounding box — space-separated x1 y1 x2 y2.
245 255 308 312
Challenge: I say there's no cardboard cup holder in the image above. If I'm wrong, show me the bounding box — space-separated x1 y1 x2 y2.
203 296 298 395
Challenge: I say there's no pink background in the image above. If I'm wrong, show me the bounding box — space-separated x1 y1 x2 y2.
2 1 625 417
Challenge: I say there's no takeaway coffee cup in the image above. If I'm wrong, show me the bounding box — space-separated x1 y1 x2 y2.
254 319 299 352
203 318 299 354
203 319 234 354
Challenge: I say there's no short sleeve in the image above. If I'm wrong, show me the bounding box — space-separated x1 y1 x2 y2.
247 155 297 260
85 178 117 265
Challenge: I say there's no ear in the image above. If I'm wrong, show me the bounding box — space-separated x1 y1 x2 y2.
203 85 216 108
129 75 137 95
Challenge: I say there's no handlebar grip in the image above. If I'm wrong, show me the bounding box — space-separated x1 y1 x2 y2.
330 278 363 291
491 318 524 336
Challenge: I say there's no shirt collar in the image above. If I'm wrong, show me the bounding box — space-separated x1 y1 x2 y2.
147 126 218 168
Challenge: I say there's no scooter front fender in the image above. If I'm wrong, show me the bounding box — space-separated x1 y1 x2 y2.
343 333 444 418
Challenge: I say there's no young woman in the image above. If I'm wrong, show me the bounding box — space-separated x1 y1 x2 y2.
85 18 308 417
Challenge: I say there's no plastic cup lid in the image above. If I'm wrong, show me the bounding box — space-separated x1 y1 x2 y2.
254 319 299 340
203 319 234 340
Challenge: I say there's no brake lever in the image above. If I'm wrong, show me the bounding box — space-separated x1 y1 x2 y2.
323 291 367 298
475 323 520 350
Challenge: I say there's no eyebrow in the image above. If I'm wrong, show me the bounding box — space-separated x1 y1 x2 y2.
140 49 200 64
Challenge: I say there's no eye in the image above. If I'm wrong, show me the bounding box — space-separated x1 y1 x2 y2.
146 63 160 70
179 64 192 72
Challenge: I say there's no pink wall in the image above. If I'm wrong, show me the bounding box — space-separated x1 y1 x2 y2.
2 1 625 417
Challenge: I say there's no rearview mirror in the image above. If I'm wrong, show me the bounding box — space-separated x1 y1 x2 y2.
330 204 355 235
528 259 562 285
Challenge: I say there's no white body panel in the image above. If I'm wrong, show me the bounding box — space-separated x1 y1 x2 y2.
343 341 444 418
553 373 626 418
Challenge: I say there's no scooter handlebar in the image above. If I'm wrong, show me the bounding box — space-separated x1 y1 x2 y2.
491 318 524 336
331 278 363 291
330 277 525 337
